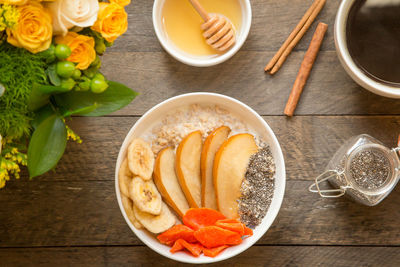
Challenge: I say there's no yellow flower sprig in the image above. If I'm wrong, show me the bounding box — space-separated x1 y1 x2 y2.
0 136 27 188
0 4 19 31
66 124 82 144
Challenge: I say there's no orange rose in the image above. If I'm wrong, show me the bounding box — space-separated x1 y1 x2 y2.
91 2 128 42
109 0 131 7
0 0 55 5
55 32 96 70
0 0 27 5
6 2 52 53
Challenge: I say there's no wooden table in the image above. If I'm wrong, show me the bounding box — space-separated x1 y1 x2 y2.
1 1 400 266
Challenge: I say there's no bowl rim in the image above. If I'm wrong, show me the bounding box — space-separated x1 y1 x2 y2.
115 93 286 264
334 0 400 99
152 0 252 67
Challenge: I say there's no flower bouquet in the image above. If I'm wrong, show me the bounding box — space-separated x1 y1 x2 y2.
0 0 137 187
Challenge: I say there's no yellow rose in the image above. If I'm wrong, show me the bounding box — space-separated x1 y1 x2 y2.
0 0 54 5
55 32 96 70
6 2 52 54
109 0 131 7
91 2 127 43
0 0 28 5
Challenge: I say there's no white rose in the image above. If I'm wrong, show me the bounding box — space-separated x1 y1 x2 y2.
47 0 99 36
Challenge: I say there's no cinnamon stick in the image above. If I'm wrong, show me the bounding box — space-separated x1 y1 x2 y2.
264 0 321 72
266 0 326 74
284 22 328 117
271 0 326 74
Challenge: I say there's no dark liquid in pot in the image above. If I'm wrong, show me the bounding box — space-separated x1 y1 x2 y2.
346 0 400 86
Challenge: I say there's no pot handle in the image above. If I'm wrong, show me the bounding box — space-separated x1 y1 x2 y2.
309 170 347 198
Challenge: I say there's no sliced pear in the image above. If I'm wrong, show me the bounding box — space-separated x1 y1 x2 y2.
175 130 203 208
134 202 176 234
154 147 190 217
200 126 231 209
213 134 258 219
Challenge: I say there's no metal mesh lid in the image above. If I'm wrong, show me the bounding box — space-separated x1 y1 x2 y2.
345 144 396 195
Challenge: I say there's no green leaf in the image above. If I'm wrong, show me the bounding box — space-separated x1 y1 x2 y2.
28 83 50 111
28 114 67 178
46 63 61 86
54 81 138 117
28 84 69 111
37 84 70 94
62 102 98 117
31 104 55 130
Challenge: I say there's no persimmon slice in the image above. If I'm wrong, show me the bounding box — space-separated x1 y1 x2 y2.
203 245 229 257
193 226 242 248
170 239 203 257
182 208 226 230
215 219 245 236
157 225 196 246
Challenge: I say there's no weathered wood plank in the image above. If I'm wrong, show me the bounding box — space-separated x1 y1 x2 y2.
27 116 400 182
101 51 400 116
1 246 399 267
115 0 339 52
1 179 399 247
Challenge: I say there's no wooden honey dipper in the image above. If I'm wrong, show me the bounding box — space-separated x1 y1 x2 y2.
189 0 236 52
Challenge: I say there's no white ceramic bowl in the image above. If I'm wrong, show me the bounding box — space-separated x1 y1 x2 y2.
115 93 286 264
334 0 400 99
152 0 252 67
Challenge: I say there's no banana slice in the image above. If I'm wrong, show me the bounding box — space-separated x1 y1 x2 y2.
130 177 162 215
118 159 132 197
121 195 142 229
127 139 154 180
134 202 176 234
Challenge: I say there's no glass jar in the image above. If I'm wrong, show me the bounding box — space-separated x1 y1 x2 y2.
309 134 400 206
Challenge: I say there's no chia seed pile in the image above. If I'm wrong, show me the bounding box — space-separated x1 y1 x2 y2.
238 147 275 228
349 150 391 190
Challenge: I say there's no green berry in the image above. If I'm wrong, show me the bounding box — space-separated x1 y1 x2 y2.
90 55 101 69
56 61 75 78
104 40 114 47
72 69 81 80
78 77 91 91
55 44 71 60
95 40 106 54
90 78 108 93
93 72 105 81
60 78 75 91
79 82 91 91
41 44 56 63
83 66 97 78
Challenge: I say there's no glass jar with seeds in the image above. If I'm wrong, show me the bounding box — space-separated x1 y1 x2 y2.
309 134 400 206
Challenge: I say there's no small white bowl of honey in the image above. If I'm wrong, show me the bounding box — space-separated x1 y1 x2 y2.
153 0 252 67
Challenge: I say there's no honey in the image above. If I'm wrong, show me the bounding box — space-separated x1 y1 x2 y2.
161 0 242 57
